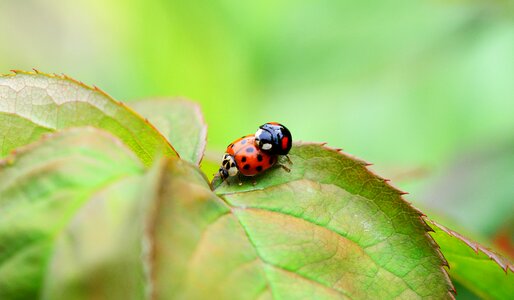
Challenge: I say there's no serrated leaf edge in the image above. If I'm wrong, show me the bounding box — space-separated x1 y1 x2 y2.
310 142 457 298
1 69 180 161
427 219 514 274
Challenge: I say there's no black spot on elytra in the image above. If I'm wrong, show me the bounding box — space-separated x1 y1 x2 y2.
243 164 250 170
256 166 263 172
230 144 234 148
257 154 263 162
241 139 247 145
246 147 254 153
241 156 247 162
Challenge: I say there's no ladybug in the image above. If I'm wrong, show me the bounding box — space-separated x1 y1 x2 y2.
254 122 292 155
219 135 278 181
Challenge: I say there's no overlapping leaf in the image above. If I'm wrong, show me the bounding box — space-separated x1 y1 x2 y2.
427 220 514 300
0 71 177 166
131 98 207 165
0 128 149 299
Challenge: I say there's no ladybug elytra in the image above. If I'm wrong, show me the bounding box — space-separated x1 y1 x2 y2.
219 135 277 180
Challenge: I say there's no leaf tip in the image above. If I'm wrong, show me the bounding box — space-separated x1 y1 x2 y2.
429 220 514 274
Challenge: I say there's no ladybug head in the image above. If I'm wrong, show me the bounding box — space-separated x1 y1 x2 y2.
255 122 292 155
220 153 238 180
219 167 229 180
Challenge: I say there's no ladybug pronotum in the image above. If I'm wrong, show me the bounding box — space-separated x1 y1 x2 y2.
254 122 292 156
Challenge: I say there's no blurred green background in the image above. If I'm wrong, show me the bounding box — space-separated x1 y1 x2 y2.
1 0 513 281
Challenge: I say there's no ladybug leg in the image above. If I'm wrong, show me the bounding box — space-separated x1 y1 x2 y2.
237 173 243 186
285 155 293 165
278 163 291 173
252 178 257 186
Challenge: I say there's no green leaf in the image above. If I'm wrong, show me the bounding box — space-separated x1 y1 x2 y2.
0 127 147 299
131 98 207 165
145 158 231 299
42 160 165 300
0 70 177 166
149 143 454 299
428 220 514 300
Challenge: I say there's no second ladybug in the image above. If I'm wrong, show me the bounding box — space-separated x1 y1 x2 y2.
254 122 292 155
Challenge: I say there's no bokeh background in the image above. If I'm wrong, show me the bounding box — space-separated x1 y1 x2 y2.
1 1 513 296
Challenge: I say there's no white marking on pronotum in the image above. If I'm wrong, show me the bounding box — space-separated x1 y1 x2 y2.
261 143 272 150
255 129 264 139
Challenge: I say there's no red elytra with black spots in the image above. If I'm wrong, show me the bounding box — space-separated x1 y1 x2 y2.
226 135 278 176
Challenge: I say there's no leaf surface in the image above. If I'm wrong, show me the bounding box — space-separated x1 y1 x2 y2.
131 98 207 165
148 142 454 299
0 127 147 299
0 71 177 166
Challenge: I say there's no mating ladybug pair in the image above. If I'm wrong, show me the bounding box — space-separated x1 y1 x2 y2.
219 122 292 183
